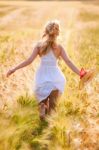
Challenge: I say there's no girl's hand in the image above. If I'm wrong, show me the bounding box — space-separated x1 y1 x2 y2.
6 68 16 77
80 68 87 79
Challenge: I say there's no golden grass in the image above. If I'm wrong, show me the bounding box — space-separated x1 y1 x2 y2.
0 1 99 150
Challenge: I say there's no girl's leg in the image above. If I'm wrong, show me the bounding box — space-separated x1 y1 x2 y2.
44 98 49 115
38 96 49 119
38 89 61 119
48 89 60 114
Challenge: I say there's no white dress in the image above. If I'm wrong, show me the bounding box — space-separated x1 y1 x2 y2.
33 48 67 103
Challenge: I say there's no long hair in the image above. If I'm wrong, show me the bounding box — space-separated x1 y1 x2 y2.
38 20 60 56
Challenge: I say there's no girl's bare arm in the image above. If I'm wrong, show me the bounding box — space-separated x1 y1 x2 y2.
6 44 39 77
13 44 39 71
59 45 80 76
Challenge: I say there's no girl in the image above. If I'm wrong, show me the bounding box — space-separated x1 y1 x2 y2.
6 20 87 120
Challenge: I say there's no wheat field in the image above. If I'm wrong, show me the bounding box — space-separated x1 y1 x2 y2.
0 1 99 150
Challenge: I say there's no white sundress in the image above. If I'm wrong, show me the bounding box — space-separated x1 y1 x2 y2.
33 48 67 103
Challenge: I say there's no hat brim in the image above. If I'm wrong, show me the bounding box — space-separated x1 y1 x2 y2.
79 69 96 90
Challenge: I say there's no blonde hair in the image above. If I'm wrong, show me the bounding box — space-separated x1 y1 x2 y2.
38 20 60 56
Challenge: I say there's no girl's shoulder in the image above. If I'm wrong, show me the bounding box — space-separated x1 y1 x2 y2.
57 44 63 50
54 43 63 53
34 41 42 48
33 41 43 56
57 44 67 54
32 41 42 52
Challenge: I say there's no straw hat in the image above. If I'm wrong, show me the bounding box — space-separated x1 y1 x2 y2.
79 68 96 90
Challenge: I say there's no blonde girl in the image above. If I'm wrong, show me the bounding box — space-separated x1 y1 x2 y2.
6 20 87 120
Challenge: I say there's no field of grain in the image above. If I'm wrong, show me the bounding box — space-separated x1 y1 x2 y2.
0 1 99 150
